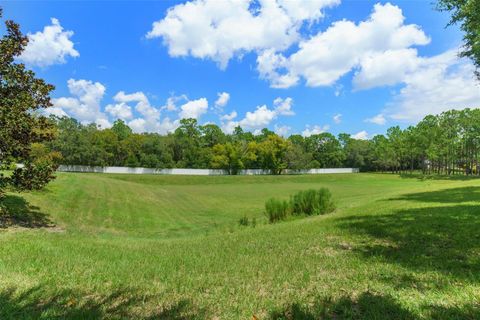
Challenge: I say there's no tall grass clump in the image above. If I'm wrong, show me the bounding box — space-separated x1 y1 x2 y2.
238 215 249 226
290 188 335 216
265 188 335 223
265 198 290 223
238 215 257 227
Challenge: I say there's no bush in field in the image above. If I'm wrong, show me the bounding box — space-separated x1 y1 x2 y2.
265 198 290 223
265 188 335 223
290 188 335 216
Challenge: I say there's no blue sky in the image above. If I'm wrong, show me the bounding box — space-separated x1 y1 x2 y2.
4 0 479 138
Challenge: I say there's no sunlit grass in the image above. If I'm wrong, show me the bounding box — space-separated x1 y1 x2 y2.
0 173 479 319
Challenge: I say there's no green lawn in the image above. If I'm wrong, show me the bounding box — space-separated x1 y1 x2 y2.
0 173 479 319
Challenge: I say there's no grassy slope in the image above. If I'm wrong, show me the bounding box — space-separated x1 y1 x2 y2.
0 173 479 319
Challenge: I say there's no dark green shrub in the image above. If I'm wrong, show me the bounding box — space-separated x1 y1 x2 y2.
265 198 290 223
290 188 335 216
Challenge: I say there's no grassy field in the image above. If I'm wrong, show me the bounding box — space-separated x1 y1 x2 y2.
0 172 479 319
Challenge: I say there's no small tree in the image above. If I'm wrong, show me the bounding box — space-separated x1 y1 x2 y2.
0 9 58 198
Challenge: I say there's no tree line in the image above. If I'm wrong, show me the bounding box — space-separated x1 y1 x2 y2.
46 117 349 174
1 1 479 204
41 108 480 175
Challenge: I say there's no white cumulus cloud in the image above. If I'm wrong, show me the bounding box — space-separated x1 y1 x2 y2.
386 50 480 122
257 3 430 88
302 124 330 137
274 124 291 137
19 18 79 67
353 48 421 90
51 79 110 128
146 0 339 69
352 130 369 140
220 110 237 121
179 98 209 119
214 92 230 110
333 113 342 124
51 83 235 134
110 91 179 134
221 97 295 133
160 94 188 112
273 97 295 116
105 103 133 120
365 114 386 125
239 105 277 129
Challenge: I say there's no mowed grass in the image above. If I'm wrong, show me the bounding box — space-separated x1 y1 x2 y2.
0 173 479 319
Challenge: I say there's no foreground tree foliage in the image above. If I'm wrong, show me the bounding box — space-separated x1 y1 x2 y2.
438 0 480 79
0 9 59 199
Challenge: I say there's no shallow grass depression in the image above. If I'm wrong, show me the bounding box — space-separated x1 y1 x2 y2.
1 173 479 319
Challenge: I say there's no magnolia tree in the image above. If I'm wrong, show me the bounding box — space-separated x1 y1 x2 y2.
0 8 59 199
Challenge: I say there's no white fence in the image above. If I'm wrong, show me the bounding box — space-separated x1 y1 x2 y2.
57 165 359 175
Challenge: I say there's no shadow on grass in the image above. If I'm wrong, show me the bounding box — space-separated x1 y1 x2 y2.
268 292 480 320
429 304 480 320
391 186 480 203
337 187 480 282
0 286 205 320
399 173 479 181
269 292 415 320
0 195 53 228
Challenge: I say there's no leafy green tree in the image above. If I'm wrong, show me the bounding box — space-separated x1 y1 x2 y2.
123 134 145 167
288 134 306 148
386 126 405 173
211 142 244 174
256 135 290 174
305 133 345 168
111 119 132 140
232 125 254 143
200 124 226 147
416 115 441 174
47 117 84 165
437 0 480 79
286 134 316 169
0 10 58 196
139 134 174 168
371 135 395 172
241 141 260 169
403 126 422 173
285 143 314 170
339 133 373 171
173 118 203 167
89 127 117 166
256 128 275 142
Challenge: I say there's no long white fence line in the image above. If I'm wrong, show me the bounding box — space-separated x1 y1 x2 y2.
57 165 359 175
